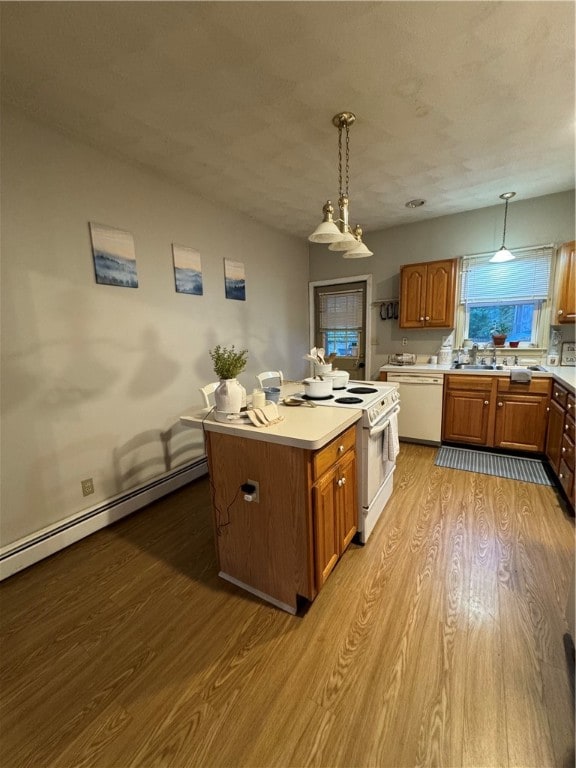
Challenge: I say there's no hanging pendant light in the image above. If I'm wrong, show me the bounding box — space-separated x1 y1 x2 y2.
490 192 516 263
309 112 372 258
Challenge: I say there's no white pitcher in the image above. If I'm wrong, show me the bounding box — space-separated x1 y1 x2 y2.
214 378 245 414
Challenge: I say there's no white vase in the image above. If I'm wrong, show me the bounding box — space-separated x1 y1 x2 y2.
214 378 245 413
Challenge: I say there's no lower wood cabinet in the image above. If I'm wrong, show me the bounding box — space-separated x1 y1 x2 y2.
312 447 357 589
546 383 575 509
443 375 551 453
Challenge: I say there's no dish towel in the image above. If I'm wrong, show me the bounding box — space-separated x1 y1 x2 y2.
386 410 400 462
510 369 532 383
246 403 284 427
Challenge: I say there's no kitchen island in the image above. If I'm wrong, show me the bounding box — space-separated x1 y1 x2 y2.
181 385 362 613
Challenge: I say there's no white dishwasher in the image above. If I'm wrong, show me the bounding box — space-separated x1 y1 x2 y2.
386 372 444 444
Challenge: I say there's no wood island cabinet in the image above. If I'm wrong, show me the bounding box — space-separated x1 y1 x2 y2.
204 423 358 612
443 375 551 453
399 258 457 329
312 446 357 589
545 383 575 509
554 240 575 325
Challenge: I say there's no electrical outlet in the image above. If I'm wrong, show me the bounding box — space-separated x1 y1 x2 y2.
402 337 408 346
246 479 260 503
81 478 94 497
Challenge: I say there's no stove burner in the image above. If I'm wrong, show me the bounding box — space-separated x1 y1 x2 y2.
335 396 363 404
347 386 378 395
302 393 334 401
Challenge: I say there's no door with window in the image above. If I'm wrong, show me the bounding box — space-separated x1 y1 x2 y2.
313 281 367 374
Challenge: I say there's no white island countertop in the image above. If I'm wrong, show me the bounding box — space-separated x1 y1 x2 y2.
379 363 576 392
180 382 361 450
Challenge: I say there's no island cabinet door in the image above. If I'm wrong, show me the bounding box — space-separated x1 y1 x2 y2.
312 470 340 589
337 450 357 552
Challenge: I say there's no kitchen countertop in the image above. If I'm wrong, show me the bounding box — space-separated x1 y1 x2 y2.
180 382 362 450
379 363 576 392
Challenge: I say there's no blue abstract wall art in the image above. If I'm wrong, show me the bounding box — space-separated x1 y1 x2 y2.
172 244 203 295
224 258 246 301
89 222 138 288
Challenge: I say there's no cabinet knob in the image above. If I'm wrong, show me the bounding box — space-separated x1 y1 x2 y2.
559 473 565 479
338 444 345 453
565 424 569 430
484 400 489 405
498 401 503 407
562 447 566 453
419 316 424 321
425 316 430 321
558 309 564 315
337 477 346 487
568 403 572 410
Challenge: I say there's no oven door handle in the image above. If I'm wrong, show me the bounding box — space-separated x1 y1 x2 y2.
369 405 400 436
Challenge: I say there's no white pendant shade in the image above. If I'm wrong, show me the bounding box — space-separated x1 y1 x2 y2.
343 241 373 258
490 247 515 263
328 231 358 251
308 220 342 243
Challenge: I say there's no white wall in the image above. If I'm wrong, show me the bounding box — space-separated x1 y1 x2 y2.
0 107 310 550
310 190 575 376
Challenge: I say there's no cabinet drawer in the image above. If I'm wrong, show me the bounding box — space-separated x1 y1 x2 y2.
567 392 575 417
565 413 575 444
445 375 492 392
497 377 551 396
561 433 575 472
552 382 568 408
312 426 356 480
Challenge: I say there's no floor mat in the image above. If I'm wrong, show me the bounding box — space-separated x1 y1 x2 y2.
435 445 552 485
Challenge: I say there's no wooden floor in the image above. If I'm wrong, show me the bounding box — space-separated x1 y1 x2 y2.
1 443 574 768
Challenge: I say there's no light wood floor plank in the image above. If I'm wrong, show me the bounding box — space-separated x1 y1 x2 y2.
0 443 573 768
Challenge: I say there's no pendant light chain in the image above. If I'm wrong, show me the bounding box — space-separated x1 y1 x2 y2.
345 121 350 198
501 197 509 247
337 123 343 198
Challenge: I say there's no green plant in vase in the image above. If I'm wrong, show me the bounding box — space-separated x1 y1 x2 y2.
209 344 248 380
209 344 248 414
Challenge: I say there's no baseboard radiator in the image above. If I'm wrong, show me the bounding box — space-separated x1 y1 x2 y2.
0 458 208 581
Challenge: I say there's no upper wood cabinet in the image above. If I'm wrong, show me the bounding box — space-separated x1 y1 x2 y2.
399 258 457 329
554 240 575 324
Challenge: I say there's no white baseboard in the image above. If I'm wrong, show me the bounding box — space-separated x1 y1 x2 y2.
0 458 208 581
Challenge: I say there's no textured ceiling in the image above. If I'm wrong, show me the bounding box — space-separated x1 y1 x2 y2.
1 1 574 239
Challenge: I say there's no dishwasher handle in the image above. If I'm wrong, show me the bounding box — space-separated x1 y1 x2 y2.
387 374 444 385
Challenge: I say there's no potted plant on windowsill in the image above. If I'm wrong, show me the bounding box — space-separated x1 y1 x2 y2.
491 324 511 347
209 344 248 413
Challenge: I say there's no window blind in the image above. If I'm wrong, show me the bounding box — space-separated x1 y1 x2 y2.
460 245 554 304
318 289 363 330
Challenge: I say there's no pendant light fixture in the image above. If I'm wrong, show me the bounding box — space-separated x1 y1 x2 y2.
308 112 372 258
490 192 516 263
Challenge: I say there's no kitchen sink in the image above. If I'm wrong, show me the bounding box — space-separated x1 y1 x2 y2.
451 363 547 372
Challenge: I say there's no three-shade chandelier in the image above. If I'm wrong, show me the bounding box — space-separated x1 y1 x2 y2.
308 112 373 258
